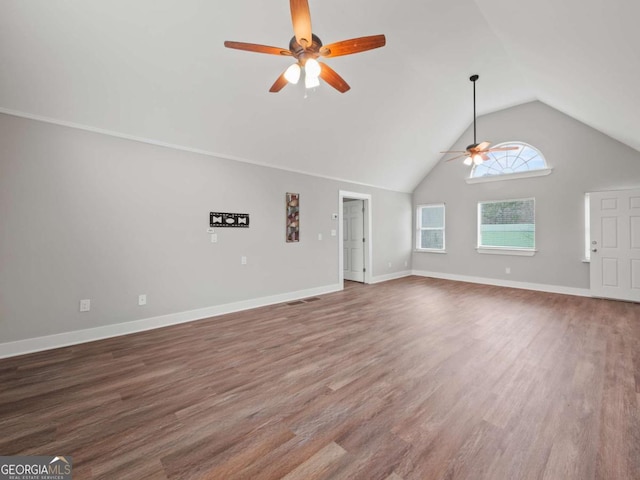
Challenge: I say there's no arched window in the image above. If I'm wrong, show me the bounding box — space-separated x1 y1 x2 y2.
470 142 550 181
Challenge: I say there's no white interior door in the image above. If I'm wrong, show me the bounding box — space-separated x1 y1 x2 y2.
589 188 640 302
343 200 365 282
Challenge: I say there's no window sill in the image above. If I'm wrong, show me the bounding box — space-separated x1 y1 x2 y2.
466 168 553 184
476 247 536 257
415 249 447 254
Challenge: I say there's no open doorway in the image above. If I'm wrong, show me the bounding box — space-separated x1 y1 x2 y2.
338 190 372 285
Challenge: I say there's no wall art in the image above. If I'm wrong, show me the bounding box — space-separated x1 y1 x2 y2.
210 212 250 228
286 193 299 242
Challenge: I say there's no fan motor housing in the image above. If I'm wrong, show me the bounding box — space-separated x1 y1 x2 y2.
289 34 323 61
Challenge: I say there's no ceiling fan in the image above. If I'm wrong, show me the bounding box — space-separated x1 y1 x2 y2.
224 0 386 93
441 74 519 165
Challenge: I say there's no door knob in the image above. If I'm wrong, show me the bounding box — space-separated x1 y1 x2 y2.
591 248 598 253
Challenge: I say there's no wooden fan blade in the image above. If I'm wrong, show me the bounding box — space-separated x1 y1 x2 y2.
319 35 386 58
440 150 467 154
290 0 312 48
481 154 490 161
485 146 520 152
224 41 292 56
445 153 470 162
318 62 350 93
475 141 491 151
269 71 288 93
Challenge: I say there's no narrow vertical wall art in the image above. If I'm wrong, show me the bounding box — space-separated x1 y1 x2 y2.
286 193 300 242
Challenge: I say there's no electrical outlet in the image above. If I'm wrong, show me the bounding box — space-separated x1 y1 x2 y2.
505 267 511 274
241 256 247 265
388 262 392 268
138 294 147 306
210 233 218 243
330 229 336 237
404 261 408 267
79 299 91 312
318 233 323 241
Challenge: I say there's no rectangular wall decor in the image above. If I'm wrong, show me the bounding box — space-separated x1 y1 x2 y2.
210 212 250 228
286 193 300 242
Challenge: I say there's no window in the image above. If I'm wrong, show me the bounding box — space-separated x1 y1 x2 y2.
478 199 535 255
468 142 551 183
416 204 445 251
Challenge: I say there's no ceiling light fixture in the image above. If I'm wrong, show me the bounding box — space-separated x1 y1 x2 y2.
284 63 301 84
282 58 321 89
303 58 321 88
304 72 320 89
224 0 386 94
305 58 321 77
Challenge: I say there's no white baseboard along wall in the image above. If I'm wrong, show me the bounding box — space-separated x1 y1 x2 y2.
0 283 342 359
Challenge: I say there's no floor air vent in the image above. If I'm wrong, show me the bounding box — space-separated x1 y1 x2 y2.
287 297 321 306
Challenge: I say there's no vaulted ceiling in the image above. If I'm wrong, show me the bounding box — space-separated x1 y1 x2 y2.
1 0 638 192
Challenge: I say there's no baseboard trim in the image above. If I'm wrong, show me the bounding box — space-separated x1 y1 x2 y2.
0 283 342 359
411 270 591 298
370 270 412 284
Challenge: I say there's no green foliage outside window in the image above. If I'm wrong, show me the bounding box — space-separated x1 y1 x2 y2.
479 199 535 249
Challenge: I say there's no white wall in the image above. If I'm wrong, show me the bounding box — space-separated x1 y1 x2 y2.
413 101 640 290
0 113 412 348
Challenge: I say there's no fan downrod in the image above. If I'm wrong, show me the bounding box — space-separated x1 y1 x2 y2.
470 74 479 144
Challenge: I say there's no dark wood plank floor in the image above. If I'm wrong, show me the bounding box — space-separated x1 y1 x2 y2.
1 276 639 479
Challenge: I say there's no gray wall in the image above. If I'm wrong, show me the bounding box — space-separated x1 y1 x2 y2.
0 113 412 343
413 101 640 289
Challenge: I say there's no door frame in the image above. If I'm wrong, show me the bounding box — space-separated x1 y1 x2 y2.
343 198 366 283
338 190 372 285
589 187 640 302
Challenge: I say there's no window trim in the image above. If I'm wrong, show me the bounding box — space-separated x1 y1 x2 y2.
466 168 552 184
477 198 536 255
476 247 537 256
416 203 446 252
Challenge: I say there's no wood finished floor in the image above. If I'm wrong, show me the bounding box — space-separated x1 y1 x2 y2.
1 276 639 480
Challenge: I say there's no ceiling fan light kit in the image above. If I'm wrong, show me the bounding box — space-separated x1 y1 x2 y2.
224 0 386 93
441 74 519 166
284 63 301 84
304 69 321 89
